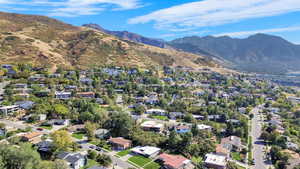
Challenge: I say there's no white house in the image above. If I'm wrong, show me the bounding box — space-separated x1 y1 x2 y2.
145 109 167 116
197 124 212 131
131 146 161 158
204 153 227 169
57 152 87 169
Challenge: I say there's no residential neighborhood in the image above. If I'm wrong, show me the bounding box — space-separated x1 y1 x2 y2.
0 64 299 169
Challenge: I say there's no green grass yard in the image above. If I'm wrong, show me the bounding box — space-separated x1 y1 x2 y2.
72 132 85 140
144 161 160 169
40 125 53 130
116 149 131 157
82 159 98 169
231 152 242 161
128 155 152 167
152 115 168 121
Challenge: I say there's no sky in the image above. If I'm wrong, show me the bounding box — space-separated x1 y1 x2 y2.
0 0 300 44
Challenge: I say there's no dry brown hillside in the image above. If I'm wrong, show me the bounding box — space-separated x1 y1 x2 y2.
0 12 218 71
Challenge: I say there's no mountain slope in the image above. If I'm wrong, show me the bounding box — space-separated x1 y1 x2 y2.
0 12 217 71
169 34 300 74
83 23 167 48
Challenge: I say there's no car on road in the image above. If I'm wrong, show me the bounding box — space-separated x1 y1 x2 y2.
37 128 44 131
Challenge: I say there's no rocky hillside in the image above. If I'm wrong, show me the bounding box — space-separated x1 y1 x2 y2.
0 12 216 71
169 34 300 74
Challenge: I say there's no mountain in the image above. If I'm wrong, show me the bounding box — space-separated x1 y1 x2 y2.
83 23 167 48
169 34 300 74
0 12 217 71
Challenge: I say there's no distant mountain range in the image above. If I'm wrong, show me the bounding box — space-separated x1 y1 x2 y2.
84 23 300 74
169 34 300 74
83 24 168 48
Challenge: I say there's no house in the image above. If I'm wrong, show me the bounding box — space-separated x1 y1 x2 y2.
169 112 184 120
65 85 78 91
238 107 246 114
15 101 35 110
175 125 191 133
141 121 164 133
76 92 95 99
79 78 93 85
131 146 161 158
21 132 43 144
53 119 70 126
108 137 132 151
0 105 20 116
55 91 72 99
215 144 230 157
14 83 27 88
145 109 167 116
221 136 242 152
68 124 85 132
57 152 87 169
192 114 205 120
0 128 6 137
37 140 53 152
158 153 194 169
95 129 109 139
197 124 212 131
204 153 227 169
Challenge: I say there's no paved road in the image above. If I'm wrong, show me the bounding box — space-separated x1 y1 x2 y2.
250 106 272 169
77 140 136 169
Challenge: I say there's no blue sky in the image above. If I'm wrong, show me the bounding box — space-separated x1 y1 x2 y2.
1 0 300 44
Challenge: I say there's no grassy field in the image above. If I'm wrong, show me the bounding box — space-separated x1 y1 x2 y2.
128 155 152 167
231 152 242 161
144 161 160 169
152 115 168 121
116 149 131 157
72 132 85 140
82 159 98 169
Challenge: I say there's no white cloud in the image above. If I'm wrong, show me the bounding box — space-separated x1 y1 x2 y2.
215 26 300 37
0 0 142 17
129 0 300 31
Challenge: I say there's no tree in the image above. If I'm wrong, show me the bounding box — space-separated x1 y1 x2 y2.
88 150 97 160
51 130 74 151
0 143 42 169
85 121 97 141
52 159 69 169
53 104 69 117
107 112 133 137
96 154 112 167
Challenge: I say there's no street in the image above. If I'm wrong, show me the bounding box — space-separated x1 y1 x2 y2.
250 106 272 169
77 140 136 169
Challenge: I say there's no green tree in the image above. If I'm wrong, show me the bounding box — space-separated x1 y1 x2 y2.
85 121 97 141
51 130 74 151
96 154 112 167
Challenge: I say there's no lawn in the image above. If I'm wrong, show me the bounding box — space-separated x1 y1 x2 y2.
152 115 168 121
231 152 242 161
144 161 160 169
128 155 152 167
72 132 85 139
40 125 53 130
116 149 131 157
82 159 98 169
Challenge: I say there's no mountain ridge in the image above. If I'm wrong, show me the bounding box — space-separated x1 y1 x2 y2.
0 11 218 72
168 33 300 74
83 23 167 48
